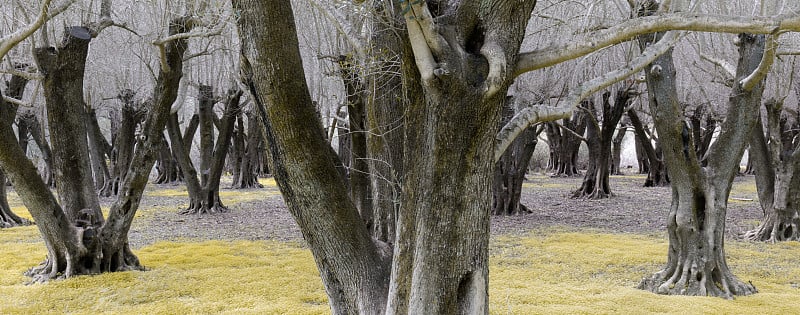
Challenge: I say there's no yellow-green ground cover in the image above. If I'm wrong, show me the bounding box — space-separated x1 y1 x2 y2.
1 177 798 314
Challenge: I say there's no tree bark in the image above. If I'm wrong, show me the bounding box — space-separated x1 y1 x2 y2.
545 114 586 177
636 10 761 297
493 96 541 215
84 107 113 194
0 66 33 228
611 118 629 175
743 99 800 242
573 89 632 199
628 108 669 186
0 18 191 282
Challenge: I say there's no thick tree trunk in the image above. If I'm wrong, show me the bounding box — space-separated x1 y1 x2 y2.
493 96 541 215
628 108 669 186
154 133 182 184
743 100 800 242
0 19 190 282
0 66 33 228
237 2 390 312
573 89 632 199
545 114 586 176
637 14 761 298
106 96 142 197
689 104 717 167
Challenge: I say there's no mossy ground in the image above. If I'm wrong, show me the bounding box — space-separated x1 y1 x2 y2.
1 174 797 314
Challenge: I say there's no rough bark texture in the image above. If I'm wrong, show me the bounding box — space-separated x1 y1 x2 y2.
572 89 632 199
545 114 586 176
363 3 406 243
493 96 541 215
168 86 242 214
231 111 264 189
236 1 390 312
21 111 56 186
688 103 717 167
636 4 761 297
0 68 33 228
743 99 800 242
338 56 373 226
0 19 190 282
84 107 113 194
628 108 669 186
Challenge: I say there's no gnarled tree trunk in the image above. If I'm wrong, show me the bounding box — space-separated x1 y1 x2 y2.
628 108 669 186
637 18 761 298
743 99 800 242
231 110 264 189
573 88 633 199
0 66 33 228
545 114 586 176
493 96 542 215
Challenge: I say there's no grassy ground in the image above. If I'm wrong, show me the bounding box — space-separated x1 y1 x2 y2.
1 174 798 314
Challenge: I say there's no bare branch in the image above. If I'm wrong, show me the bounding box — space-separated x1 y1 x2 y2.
2 95 30 108
0 0 78 61
699 54 735 79
740 34 778 91
152 17 224 72
0 67 43 81
514 12 800 76
497 31 683 162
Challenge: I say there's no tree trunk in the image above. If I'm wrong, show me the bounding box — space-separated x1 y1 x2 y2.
106 94 142 197
231 111 264 189
0 19 191 282
19 111 55 187
573 89 632 199
85 107 113 195
493 96 541 215
154 133 183 184
743 99 800 242
0 66 33 228
611 118 629 175
338 56 374 226
546 114 586 176
628 108 669 186
689 104 717 167
636 13 761 298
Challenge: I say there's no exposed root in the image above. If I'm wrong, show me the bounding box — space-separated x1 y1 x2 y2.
179 202 229 215
742 210 800 242
638 259 757 298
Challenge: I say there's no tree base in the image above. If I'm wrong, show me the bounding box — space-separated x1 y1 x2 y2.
742 210 799 242
179 202 229 215
638 263 757 299
24 246 143 283
0 208 33 228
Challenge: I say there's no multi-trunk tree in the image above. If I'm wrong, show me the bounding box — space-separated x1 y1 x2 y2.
744 98 800 242
636 3 766 297
0 64 33 228
573 86 636 199
167 84 242 214
544 115 586 177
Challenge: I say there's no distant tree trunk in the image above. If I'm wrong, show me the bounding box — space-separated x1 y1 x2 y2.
337 55 373 226
229 113 244 185
688 103 717 167
154 133 182 184
493 96 542 215
573 88 633 199
0 67 33 228
611 118 629 175
637 18 761 298
105 90 143 196
231 111 263 189
365 8 405 242
20 112 55 187
743 99 800 242
84 107 113 194
169 86 242 214
546 113 586 177
628 109 669 186
634 126 650 174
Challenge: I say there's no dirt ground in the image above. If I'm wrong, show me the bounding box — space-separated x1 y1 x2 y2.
125 170 765 248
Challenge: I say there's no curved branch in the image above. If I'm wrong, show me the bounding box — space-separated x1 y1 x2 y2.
741 34 778 91
514 12 800 76
496 31 683 162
